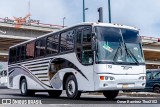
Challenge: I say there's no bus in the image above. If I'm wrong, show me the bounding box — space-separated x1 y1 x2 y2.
8 22 146 99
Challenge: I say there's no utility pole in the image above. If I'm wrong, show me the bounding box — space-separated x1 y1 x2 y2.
108 0 111 23
83 0 85 22
63 17 66 28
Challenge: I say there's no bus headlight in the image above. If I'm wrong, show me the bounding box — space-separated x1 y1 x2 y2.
100 76 115 81
139 76 146 80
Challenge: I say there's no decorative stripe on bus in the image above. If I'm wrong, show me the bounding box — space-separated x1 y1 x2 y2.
24 61 49 67
8 66 52 88
31 68 48 72
27 65 48 69
49 58 89 81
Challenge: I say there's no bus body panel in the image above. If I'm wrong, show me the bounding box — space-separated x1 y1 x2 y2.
94 64 146 91
8 53 95 91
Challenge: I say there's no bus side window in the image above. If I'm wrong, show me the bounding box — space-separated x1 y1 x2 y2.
9 48 16 63
60 29 74 53
26 41 35 59
35 38 46 57
82 28 93 65
76 26 93 65
46 34 59 55
76 31 82 62
17 46 21 61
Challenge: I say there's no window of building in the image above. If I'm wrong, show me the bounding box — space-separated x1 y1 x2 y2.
60 29 75 52
26 41 35 59
46 34 59 55
35 38 46 57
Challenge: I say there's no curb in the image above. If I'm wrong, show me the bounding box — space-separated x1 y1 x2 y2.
87 92 160 97
0 86 8 89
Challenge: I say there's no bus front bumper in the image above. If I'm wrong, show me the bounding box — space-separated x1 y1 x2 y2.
94 74 146 91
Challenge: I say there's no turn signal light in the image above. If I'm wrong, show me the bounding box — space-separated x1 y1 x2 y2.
100 76 105 80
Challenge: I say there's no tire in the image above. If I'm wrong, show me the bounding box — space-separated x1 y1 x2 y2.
103 91 119 100
48 90 62 98
20 79 35 96
65 75 81 99
153 86 160 93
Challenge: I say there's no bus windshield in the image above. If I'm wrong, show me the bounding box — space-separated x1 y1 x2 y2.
95 26 145 64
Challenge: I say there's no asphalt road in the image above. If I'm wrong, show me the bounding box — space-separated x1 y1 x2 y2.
0 88 160 107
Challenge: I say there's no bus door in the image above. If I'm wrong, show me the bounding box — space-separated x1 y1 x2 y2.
76 26 94 90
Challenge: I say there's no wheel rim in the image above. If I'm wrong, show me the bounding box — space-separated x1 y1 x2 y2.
67 80 76 95
154 87 160 93
21 82 26 94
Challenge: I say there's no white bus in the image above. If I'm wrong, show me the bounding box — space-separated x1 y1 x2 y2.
8 22 146 99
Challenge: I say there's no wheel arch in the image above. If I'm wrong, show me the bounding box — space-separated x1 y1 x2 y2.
63 72 75 90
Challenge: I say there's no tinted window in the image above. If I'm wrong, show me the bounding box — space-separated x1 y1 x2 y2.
35 38 46 57
146 72 152 80
60 29 74 52
82 28 93 65
16 45 26 61
9 48 16 63
76 26 93 65
153 71 160 79
26 41 35 59
76 31 82 62
46 34 59 55
21 45 26 60
17 46 21 61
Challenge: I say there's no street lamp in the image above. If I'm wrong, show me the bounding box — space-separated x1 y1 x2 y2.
83 0 88 22
108 0 111 23
63 17 66 28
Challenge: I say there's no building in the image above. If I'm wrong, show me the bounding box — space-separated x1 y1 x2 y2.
0 17 62 61
142 36 160 69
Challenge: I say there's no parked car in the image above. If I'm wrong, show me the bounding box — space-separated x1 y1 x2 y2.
0 70 7 86
145 69 160 93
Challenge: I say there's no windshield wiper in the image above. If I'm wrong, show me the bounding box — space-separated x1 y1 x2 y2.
119 29 139 65
125 48 139 64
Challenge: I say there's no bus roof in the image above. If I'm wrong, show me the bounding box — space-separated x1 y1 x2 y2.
9 22 139 49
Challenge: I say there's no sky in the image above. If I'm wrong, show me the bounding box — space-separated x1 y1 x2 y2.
0 0 160 37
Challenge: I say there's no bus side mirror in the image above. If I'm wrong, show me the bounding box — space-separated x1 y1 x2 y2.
92 32 97 51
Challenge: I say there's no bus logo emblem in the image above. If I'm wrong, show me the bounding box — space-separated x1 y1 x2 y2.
108 65 112 69
121 66 132 70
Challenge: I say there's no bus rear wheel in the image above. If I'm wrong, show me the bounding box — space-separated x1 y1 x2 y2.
48 90 62 98
65 75 81 99
103 90 119 100
20 79 35 96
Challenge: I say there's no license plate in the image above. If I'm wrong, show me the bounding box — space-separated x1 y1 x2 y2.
122 84 128 89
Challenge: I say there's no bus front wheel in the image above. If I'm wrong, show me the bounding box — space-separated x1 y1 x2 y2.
103 90 119 100
20 79 35 96
65 75 81 99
